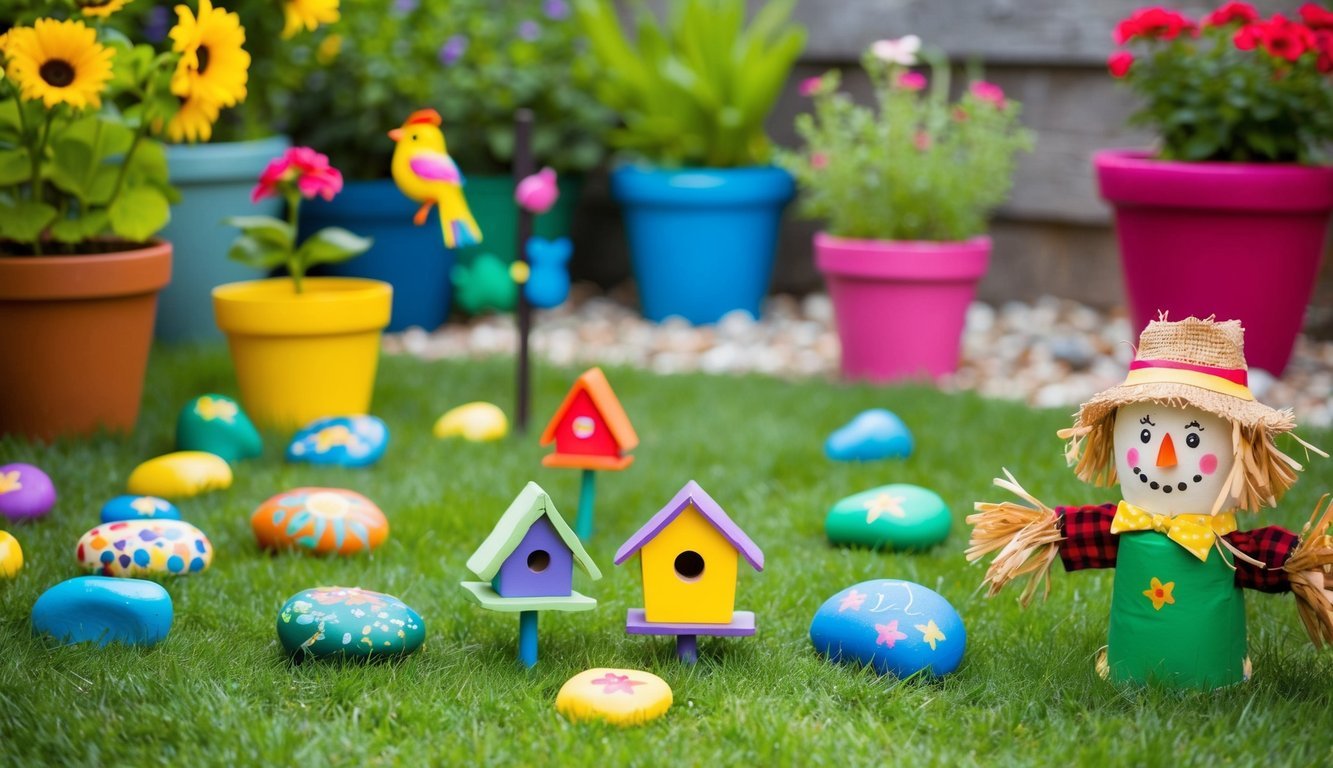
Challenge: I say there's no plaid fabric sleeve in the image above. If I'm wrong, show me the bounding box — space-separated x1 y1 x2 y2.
1056 503 1120 572
1224 526 1298 594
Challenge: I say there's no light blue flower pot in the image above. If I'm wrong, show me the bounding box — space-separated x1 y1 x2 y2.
611 165 794 324
156 135 291 343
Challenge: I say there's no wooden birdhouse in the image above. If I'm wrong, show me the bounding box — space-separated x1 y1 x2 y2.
540 367 638 471
614 480 764 625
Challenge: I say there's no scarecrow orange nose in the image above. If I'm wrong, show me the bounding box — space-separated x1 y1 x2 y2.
1156 433 1177 468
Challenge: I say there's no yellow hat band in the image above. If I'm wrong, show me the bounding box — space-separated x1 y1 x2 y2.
1122 367 1255 401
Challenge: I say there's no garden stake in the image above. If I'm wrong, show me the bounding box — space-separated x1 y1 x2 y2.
518 610 538 668
514 109 535 434
576 469 597 540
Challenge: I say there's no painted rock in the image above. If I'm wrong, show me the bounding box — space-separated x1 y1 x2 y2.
276 586 425 660
809 579 966 678
175 394 262 463
0 530 23 578
252 488 388 555
286 415 388 467
32 576 173 647
76 520 213 577
433 402 508 442
825 484 951 551
100 495 182 523
0 463 56 521
556 668 673 726
825 409 913 461
127 451 233 499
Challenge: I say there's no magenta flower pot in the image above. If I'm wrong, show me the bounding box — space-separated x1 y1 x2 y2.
815 232 990 382
1095 149 1333 375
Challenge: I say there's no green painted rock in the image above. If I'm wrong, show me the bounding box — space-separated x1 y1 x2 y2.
825 484 951 551
277 586 425 661
175 394 262 463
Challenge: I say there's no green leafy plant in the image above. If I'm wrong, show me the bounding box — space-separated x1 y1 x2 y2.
575 0 806 168
1107 3 1333 164
283 0 612 180
225 145 369 293
778 39 1034 242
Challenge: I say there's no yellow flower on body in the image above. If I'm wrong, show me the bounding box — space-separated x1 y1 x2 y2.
3 19 115 110
313 425 354 452
914 619 947 651
194 395 238 422
76 0 132 18
170 0 250 108
283 0 341 39
0 471 21 495
1143 577 1175 611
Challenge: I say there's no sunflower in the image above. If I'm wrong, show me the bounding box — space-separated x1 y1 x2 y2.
169 0 249 108
162 92 221 143
282 0 341 39
76 0 132 18
3 19 115 110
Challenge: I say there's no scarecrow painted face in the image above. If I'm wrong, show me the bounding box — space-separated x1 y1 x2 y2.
1112 401 1234 515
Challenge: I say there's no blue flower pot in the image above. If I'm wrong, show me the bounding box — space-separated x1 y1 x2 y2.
156 135 290 343
612 165 794 324
301 179 454 332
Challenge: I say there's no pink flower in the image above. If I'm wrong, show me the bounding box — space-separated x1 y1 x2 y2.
1203 2 1259 27
1107 50 1135 77
252 146 344 204
897 71 927 91
810 151 828 170
969 80 1006 108
871 35 921 65
913 131 932 151
515 167 559 214
799 76 824 96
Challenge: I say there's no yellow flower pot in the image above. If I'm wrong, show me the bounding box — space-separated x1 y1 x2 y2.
213 277 392 430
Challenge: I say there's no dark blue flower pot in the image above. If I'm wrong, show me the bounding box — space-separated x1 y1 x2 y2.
301 179 454 332
612 165 794 324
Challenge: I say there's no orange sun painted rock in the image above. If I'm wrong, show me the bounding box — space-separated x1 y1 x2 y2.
251 488 388 555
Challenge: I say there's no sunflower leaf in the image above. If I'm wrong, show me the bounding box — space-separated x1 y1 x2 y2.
108 185 170 242
50 211 110 244
0 200 58 243
0 149 30 187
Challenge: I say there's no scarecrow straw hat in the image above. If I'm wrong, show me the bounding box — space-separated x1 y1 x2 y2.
1059 316 1312 513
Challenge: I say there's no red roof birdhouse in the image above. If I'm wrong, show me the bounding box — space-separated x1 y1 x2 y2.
540 367 638 471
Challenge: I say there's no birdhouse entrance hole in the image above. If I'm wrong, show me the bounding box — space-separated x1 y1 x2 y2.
673 550 705 581
527 549 551 573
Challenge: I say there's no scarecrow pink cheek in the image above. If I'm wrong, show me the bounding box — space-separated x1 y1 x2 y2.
1199 454 1218 475
1126 448 1140 467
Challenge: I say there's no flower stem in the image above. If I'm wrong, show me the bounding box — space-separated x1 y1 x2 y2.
30 110 56 255
106 121 150 211
285 190 304 294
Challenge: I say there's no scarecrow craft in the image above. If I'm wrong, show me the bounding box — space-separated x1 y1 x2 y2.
967 317 1333 689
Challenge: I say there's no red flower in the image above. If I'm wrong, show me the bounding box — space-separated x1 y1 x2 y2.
1204 2 1259 27
1314 28 1333 71
1107 50 1135 77
1234 22 1262 50
1114 7 1195 44
1262 14 1316 62
252 146 344 204
1300 3 1333 30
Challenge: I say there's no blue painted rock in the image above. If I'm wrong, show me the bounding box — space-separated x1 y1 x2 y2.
825 484 951 551
175 394 263 463
276 586 425 660
809 579 965 677
100 495 182 523
251 488 388 555
286 416 389 467
127 451 232 498
76 520 213 577
825 409 913 461
0 463 56 521
32 576 173 647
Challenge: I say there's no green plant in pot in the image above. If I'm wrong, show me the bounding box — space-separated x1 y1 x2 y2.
282 0 612 330
1095 3 1333 377
576 0 806 324
0 0 251 440
778 37 1033 382
214 144 384 430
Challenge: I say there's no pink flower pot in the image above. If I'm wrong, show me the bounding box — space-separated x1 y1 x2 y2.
815 232 990 382
1095 149 1333 375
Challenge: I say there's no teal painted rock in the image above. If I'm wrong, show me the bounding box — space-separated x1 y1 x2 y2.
277 586 425 660
825 484 950 551
32 576 173 647
175 394 262 463
100 495 181 523
825 409 913 461
809 579 965 677
286 416 388 467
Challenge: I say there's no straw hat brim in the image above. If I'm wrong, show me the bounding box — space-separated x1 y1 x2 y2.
1074 380 1295 435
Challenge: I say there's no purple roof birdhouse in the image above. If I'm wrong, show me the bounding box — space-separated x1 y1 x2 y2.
614 481 764 625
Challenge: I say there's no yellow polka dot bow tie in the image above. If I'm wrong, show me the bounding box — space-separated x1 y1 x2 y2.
1109 501 1237 562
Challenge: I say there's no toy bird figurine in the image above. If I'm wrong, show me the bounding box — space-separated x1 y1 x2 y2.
388 108 483 249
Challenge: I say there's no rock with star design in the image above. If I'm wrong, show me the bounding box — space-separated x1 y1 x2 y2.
809 579 966 677
100 495 182 524
555 668 673 726
175 394 262 463
286 415 389 468
825 484 951 551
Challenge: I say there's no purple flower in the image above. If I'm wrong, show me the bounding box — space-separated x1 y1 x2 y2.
438 35 467 66
543 0 571 20
518 20 541 41
144 5 170 43
393 0 418 12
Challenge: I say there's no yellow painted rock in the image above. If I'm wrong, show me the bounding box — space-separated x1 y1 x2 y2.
433 402 508 442
127 452 232 499
555 668 672 726
0 531 23 578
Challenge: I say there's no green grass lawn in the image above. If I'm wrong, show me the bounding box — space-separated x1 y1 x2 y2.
2 347 1332 767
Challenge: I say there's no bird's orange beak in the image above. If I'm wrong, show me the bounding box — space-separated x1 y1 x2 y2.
388 128 404 141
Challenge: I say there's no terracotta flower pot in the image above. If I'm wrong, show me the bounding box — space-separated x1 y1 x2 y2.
1095 149 1333 375
0 242 173 440
815 232 990 382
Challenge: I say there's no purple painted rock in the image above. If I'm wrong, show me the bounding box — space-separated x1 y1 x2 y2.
0 463 56 521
